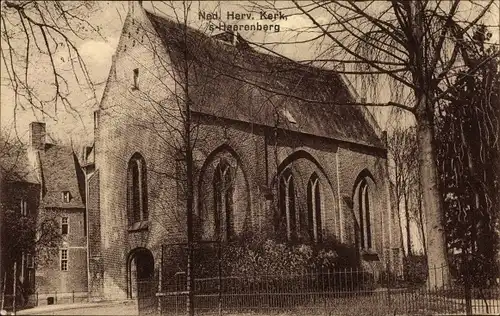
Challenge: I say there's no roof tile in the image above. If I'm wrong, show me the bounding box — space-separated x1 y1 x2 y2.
38 144 85 209
146 12 384 148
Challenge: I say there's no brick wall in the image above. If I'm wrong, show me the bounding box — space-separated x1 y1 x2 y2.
36 208 88 293
87 171 103 297
35 247 88 293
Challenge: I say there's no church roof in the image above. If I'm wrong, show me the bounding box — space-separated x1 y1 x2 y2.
141 11 384 149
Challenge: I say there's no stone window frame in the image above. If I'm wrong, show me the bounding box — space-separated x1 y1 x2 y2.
127 152 149 232
307 172 322 243
61 216 69 235
357 179 372 250
212 159 235 241
278 168 297 241
60 249 68 271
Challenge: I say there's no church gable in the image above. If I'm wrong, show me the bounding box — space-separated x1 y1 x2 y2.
99 3 179 122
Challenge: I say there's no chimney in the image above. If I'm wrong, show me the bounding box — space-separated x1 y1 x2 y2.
29 122 46 151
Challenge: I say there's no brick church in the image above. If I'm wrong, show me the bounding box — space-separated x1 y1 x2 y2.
86 2 402 300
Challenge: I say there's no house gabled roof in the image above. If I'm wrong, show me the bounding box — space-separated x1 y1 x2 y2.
143 11 385 149
38 144 85 209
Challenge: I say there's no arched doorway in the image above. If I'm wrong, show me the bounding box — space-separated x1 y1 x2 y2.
127 248 154 299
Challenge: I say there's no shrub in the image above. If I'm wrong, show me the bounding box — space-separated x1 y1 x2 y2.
449 253 500 288
161 233 374 293
403 255 428 285
195 234 373 293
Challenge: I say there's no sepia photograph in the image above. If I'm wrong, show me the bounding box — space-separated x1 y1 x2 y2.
0 1 499 315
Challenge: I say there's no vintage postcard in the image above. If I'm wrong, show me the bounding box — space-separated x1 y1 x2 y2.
0 1 499 315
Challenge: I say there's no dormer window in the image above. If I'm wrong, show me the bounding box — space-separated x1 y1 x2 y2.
282 109 297 124
62 191 71 203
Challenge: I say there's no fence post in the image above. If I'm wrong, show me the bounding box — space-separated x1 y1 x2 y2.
36 292 38 306
158 244 163 316
1 272 6 311
55 290 57 304
217 242 222 316
386 265 392 308
12 261 17 314
464 260 473 315
72 290 74 303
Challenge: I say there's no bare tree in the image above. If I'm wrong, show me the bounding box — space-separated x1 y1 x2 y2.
0 130 63 306
245 0 498 288
388 126 419 258
0 1 106 121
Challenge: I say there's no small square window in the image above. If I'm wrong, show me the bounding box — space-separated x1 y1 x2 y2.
93 111 99 130
60 249 68 271
62 191 71 203
61 217 69 235
132 68 139 90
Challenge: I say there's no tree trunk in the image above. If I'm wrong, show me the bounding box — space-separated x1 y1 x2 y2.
12 261 17 314
417 191 427 256
416 109 450 289
404 193 412 257
1 272 6 311
396 204 406 259
394 167 406 258
185 93 195 316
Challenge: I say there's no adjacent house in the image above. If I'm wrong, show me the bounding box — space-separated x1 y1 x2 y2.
28 122 88 301
0 135 40 305
88 2 402 300
0 122 88 307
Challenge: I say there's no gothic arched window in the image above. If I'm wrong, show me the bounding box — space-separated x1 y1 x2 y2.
213 160 234 241
127 153 148 226
307 173 322 242
357 179 371 249
278 169 297 241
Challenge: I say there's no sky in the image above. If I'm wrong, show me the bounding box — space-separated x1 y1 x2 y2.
1 1 330 145
1 0 498 146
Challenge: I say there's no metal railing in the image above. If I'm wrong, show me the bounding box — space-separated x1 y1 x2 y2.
139 265 500 316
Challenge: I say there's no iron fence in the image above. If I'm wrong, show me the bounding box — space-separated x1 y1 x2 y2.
137 267 500 316
134 243 500 316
